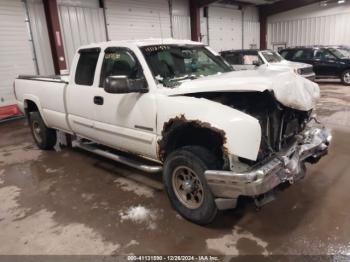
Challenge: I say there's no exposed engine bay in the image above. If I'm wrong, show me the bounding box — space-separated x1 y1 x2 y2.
188 91 312 164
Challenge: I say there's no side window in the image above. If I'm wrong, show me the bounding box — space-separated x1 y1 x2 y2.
293 49 313 60
75 49 100 86
314 49 336 60
314 49 324 59
279 50 289 58
223 53 242 65
324 50 336 60
242 54 261 65
99 48 144 87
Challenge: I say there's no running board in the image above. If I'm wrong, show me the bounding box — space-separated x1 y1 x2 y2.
74 142 163 173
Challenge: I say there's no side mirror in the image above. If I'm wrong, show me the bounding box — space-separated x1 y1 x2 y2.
104 76 148 94
252 60 262 67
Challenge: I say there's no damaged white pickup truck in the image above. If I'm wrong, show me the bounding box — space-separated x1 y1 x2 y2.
14 39 331 225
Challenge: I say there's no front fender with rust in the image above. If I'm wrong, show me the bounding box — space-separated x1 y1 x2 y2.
156 95 261 161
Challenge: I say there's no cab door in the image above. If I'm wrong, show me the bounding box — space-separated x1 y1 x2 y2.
92 47 158 159
312 49 342 77
66 48 101 140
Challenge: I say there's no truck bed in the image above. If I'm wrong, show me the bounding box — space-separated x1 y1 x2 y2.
18 74 69 84
15 74 71 133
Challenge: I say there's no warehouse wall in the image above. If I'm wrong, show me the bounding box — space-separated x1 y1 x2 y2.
105 0 172 41
27 0 55 75
243 6 259 49
57 0 106 70
0 0 35 112
201 4 259 52
267 2 350 49
172 0 190 39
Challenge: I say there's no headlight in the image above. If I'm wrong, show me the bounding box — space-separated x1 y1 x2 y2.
294 68 302 75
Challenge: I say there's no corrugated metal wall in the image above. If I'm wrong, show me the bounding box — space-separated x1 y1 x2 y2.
0 0 35 108
208 5 242 52
172 0 190 40
243 6 259 49
57 0 106 70
267 2 350 49
27 0 55 75
204 5 259 52
105 0 172 41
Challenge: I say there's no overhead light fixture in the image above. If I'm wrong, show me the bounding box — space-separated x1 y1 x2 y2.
320 0 328 6
338 0 345 3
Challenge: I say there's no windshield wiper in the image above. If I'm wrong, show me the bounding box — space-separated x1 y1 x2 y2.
159 74 198 88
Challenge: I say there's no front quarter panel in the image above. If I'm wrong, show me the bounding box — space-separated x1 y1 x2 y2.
156 95 261 161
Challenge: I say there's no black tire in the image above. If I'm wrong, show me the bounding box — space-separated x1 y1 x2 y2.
341 69 350 86
163 146 220 225
29 111 57 150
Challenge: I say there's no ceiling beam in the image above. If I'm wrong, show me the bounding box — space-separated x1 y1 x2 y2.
194 0 219 7
259 0 321 17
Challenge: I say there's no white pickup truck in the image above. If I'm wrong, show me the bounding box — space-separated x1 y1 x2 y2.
14 39 331 225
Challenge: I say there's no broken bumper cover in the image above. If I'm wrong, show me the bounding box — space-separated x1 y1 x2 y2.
205 127 332 200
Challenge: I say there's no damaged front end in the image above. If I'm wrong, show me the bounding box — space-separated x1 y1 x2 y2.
190 91 331 210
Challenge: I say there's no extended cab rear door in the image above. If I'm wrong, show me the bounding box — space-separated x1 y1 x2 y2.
66 48 101 140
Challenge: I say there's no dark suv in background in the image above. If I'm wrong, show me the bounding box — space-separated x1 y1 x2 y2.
279 46 350 85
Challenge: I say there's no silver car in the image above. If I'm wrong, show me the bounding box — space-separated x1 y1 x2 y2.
221 49 315 81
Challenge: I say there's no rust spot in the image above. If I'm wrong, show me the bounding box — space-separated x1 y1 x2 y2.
157 114 228 161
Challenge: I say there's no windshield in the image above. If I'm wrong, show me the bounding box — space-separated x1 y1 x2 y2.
141 45 232 87
260 50 283 63
329 48 350 59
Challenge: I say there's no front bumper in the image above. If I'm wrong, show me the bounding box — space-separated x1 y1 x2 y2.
302 73 316 81
205 127 331 201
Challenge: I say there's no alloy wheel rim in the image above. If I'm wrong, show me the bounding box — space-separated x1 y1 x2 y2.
32 121 42 144
344 72 350 84
172 166 204 209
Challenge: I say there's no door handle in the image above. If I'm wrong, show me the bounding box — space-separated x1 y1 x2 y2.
93 96 104 105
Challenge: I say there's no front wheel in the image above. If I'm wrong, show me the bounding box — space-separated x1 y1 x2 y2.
29 111 57 150
163 146 219 225
341 69 350 86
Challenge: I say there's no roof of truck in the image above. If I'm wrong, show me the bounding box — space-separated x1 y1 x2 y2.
78 38 204 50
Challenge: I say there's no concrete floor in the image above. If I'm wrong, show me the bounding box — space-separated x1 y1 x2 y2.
0 83 349 256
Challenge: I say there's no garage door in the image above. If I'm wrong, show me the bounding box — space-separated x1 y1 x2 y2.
57 0 106 70
172 0 191 40
208 6 242 52
27 0 55 76
105 0 172 41
0 0 36 118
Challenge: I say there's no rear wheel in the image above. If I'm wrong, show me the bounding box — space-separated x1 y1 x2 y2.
341 69 350 85
29 111 57 150
163 146 219 225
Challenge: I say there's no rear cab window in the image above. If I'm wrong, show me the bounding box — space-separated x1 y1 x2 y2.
75 48 100 86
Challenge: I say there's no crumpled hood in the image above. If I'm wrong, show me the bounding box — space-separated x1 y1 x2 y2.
163 68 320 111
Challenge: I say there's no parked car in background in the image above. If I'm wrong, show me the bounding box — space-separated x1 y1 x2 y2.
279 46 350 85
220 49 315 81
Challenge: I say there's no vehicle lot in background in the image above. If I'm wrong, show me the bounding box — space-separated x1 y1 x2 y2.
220 49 315 81
279 46 350 85
0 82 349 255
